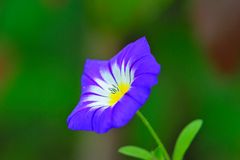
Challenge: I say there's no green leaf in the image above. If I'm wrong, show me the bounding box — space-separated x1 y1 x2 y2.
118 145 152 160
172 119 203 160
152 147 165 160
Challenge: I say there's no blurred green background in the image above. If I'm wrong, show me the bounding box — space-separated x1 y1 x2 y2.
1 0 240 160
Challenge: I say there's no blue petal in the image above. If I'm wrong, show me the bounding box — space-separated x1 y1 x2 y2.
132 73 159 88
67 107 97 131
92 107 112 133
111 37 151 64
81 59 109 91
111 86 151 128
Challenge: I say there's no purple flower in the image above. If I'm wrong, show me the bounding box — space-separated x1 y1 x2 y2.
67 37 160 134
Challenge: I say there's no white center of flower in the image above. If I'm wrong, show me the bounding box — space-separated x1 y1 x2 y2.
83 61 135 108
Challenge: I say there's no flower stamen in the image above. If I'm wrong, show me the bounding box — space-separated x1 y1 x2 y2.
108 82 130 106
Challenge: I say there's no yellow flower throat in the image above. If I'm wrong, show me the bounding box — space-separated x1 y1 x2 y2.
108 83 130 106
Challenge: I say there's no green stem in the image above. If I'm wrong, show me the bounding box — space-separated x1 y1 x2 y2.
137 111 170 160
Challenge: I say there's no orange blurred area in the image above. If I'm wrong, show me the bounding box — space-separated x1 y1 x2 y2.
193 0 240 74
0 40 18 98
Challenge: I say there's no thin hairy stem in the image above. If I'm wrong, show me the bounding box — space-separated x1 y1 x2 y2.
137 111 170 160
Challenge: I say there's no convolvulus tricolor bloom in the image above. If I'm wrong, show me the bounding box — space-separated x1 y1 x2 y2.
67 37 160 133
67 37 203 160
